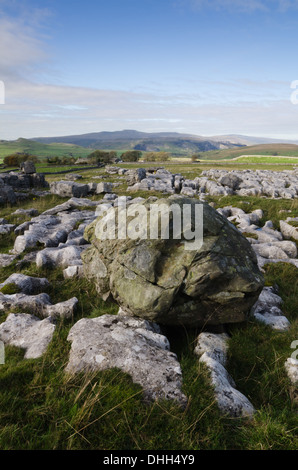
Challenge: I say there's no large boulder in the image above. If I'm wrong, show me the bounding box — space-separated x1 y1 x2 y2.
82 197 264 327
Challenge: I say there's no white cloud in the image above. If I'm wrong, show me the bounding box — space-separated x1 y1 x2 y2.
0 19 46 72
1 77 298 140
0 4 51 82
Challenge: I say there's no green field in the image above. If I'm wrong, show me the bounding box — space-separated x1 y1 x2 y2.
2 138 298 166
200 143 298 160
0 138 91 161
229 155 298 164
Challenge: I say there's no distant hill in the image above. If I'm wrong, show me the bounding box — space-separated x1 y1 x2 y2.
32 129 298 156
0 138 91 161
32 130 245 156
1 132 298 162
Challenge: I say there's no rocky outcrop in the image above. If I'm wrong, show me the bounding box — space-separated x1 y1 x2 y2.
12 209 96 255
66 314 187 405
0 292 78 319
127 169 175 194
125 168 146 186
0 171 49 206
217 206 298 271
50 180 114 198
201 169 298 199
124 168 298 199
82 196 264 327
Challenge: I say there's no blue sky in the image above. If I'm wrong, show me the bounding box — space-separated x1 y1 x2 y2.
0 0 298 140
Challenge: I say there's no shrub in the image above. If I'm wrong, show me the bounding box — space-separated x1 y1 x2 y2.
143 151 170 162
87 150 116 164
120 150 142 162
3 153 39 167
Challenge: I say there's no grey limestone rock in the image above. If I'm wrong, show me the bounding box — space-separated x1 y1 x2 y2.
199 353 255 418
194 332 229 366
66 314 187 405
0 313 56 359
0 273 50 295
36 245 86 269
20 161 36 174
50 180 89 198
250 286 290 331
0 292 78 319
280 220 298 241
96 182 113 194
0 254 17 268
194 332 255 418
82 196 264 327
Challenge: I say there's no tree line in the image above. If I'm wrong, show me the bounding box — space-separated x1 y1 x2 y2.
2 150 202 167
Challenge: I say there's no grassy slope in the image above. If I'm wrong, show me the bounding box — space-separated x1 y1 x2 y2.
0 138 91 161
1 138 298 165
200 143 298 160
0 164 297 450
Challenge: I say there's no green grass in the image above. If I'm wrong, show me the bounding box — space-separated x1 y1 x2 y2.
0 262 297 450
201 143 298 160
230 156 298 164
0 161 297 450
0 138 91 162
35 164 81 173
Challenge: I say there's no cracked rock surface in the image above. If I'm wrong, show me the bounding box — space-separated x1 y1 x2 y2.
66 314 187 405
